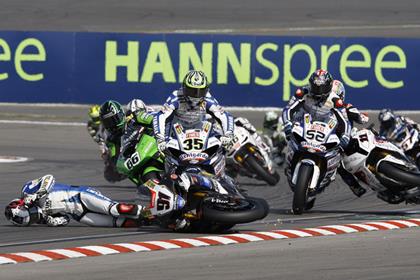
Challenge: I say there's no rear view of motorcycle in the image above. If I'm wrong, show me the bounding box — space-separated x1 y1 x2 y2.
342 128 420 204
286 113 342 214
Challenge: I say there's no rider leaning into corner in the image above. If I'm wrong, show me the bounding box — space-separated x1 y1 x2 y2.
4 175 154 227
281 69 370 198
153 70 235 154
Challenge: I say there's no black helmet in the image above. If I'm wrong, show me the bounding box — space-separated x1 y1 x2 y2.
99 100 126 133
378 109 396 130
309 69 333 99
182 70 209 101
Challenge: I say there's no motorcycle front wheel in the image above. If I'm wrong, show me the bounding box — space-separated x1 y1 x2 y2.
292 164 314 215
245 155 280 186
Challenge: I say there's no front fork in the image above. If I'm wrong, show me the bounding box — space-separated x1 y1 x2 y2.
291 159 321 192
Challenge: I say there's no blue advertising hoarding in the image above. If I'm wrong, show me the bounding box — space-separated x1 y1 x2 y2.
0 31 418 109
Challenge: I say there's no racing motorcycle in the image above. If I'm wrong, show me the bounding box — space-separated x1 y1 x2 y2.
226 125 280 186
117 126 164 186
142 120 270 232
342 128 420 204
286 113 342 214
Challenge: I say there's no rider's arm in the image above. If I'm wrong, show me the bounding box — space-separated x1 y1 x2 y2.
21 174 55 204
345 104 369 124
153 91 178 142
205 94 234 135
281 87 309 125
331 107 352 147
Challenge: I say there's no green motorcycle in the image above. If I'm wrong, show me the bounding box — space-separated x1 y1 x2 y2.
116 127 164 186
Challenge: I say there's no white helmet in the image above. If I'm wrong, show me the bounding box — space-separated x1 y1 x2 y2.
126 99 147 115
4 198 41 226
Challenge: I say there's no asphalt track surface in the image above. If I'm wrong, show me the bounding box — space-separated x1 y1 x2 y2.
0 108 420 279
1 0 420 278
1 0 420 37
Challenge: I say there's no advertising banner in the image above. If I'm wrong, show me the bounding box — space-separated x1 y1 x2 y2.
0 31 417 109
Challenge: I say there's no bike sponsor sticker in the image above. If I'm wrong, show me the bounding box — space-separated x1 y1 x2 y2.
179 152 209 163
186 131 200 139
301 141 326 153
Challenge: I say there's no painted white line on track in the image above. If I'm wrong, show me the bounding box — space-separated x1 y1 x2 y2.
168 24 420 34
1 218 419 265
0 120 85 126
0 156 30 163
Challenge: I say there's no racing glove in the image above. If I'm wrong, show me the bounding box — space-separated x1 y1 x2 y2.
220 132 235 148
46 215 70 227
157 140 167 154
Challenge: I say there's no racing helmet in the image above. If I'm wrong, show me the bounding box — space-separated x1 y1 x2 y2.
378 109 396 130
4 199 42 226
88 104 101 125
99 100 126 134
331 80 346 101
126 99 147 116
309 69 334 99
263 111 279 129
182 70 209 106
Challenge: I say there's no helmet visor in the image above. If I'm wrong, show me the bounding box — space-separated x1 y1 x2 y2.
184 87 207 98
101 112 125 131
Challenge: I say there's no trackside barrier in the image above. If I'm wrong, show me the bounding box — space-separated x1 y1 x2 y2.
0 31 418 109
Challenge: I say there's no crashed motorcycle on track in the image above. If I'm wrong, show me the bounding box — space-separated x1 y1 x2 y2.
139 120 269 232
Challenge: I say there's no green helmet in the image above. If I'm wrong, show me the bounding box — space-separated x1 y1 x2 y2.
182 70 209 100
99 100 126 133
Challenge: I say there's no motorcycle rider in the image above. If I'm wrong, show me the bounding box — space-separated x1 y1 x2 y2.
282 70 363 196
378 109 419 141
87 104 107 155
153 70 235 153
282 69 352 150
99 100 128 182
262 111 287 165
4 174 155 227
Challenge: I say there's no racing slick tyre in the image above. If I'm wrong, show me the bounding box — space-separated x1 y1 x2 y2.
201 196 269 224
292 164 314 215
245 155 280 186
378 161 420 187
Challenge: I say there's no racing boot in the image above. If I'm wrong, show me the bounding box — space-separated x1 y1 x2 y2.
348 184 367 198
377 190 404 204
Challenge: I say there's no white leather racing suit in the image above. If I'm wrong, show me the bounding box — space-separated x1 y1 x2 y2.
21 175 144 227
282 86 352 148
153 90 234 142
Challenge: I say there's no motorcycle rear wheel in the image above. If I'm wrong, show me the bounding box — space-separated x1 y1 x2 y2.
292 164 314 215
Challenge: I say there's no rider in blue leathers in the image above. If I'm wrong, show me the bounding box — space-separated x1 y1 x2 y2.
5 175 152 227
153 70 235 152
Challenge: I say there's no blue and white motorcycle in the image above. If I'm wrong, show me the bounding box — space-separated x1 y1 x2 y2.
285 113 342 214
